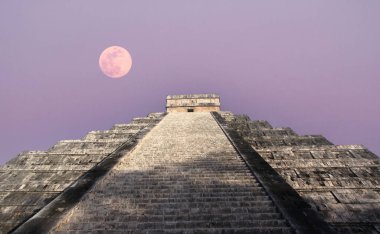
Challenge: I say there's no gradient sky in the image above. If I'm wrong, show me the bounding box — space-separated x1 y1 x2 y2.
0 1 379 164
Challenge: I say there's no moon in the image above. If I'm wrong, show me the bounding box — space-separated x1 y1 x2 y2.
99 46 132 78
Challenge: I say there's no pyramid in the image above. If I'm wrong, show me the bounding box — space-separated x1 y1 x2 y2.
1 94 379 233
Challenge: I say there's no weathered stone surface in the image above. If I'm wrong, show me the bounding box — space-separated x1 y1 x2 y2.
0 113 165 233
51 113 292 233
218 111 380 232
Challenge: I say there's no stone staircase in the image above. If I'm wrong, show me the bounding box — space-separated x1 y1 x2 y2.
218 112 380 233
52 112 293 233
0 113 165 233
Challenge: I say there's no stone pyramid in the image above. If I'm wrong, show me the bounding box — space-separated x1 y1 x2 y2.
1 94 379 233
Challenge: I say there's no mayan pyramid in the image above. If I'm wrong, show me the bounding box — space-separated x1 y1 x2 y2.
1 94 379 233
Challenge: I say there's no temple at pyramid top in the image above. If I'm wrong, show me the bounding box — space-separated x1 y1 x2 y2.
166 94 221 112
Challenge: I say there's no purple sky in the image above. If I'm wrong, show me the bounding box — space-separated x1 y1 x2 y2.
1 1 379 164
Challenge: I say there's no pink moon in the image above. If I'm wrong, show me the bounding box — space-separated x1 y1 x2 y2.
99 46 132 78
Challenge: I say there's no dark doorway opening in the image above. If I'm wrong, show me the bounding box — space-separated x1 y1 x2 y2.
187 109 194 112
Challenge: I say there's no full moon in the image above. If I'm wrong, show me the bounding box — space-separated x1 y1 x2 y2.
99 46 132 78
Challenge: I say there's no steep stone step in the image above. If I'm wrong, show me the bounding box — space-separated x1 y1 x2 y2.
133 220 289 229
119 182 261 187
76 213 284 222
138 200 275 209
128 196 272 203
50 113 292 233
55 227 294 234
118 192 269 199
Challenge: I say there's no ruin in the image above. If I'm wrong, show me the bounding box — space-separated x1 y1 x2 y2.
0 94 379 233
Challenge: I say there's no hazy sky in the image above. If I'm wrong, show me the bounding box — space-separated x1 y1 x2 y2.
0 1 379 164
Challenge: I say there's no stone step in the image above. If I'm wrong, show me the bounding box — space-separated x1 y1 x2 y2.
129 220 289 230
115 177 258 182
128 196 272 203
116 172 254 176
118 175 259 180
118 181 261 187
133 200 275 209
57 227 293 234
107 191 269 198
136 167 252 171
107 187 266 194
78 206 281 222
139 206 279 215
64 212 284 223
108 186 262 191
50 112 291 233
116 172 256 176
161 212 284 222
186 161 247 165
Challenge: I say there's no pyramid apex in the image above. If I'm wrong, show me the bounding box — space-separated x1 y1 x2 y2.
166 93 220 112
